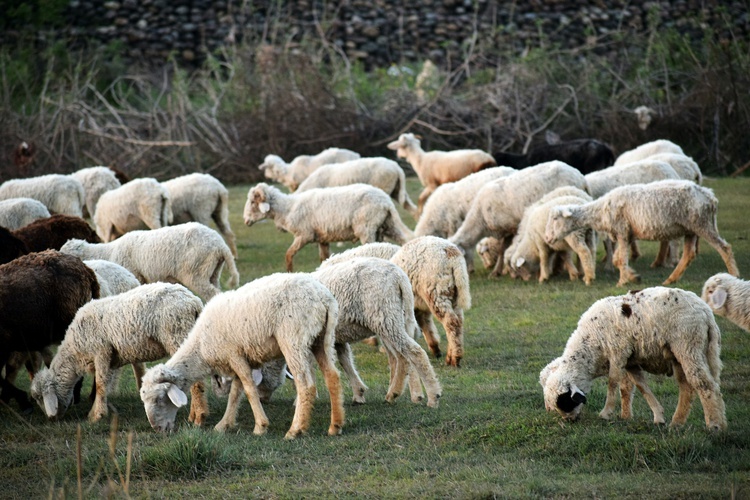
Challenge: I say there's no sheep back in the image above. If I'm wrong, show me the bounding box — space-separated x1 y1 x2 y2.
0 174 85 217
12 214 101 253
0 198 51 230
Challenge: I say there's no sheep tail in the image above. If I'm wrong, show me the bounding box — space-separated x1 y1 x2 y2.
450 250 472 311
706 316 723 385
223 246 240 289
386 206 415 244
161 193 174 226
395 169 419 217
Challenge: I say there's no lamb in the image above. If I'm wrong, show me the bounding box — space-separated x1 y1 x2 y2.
243 182 414 272
544 180 739 286
449 161 589 276
702 273 750 332
60 222 239 301
493 138 614 174
139 273 345 439
313 257 441 406
93 178 173 242
0 198 50 230
162 173 238 257
259 147 361 191
613 139 683 166
296 157 418 217
70 166 121 219
540 287 727 430
10 214 101 253
0 250 100 410
387 133 496 214
30 283 207 423
0 174 85 217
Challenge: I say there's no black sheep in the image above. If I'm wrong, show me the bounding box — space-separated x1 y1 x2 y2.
12 214 101 253
493 139 614 174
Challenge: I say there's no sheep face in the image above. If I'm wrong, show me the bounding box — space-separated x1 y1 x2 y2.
140 381 186 433
243 185 272 226
476 237 500 270
258 155 285 182
540 361 588 421
387 133 419 159
59 238 88 257
510 256 535 282
701 273 732 315
30 369 74 419
544 206 577 245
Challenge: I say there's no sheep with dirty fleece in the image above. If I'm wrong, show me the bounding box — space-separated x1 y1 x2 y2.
243 182 413 272
93 178 172 242
60 222 239 301
702 273 750 332
296 157 419 217
540 287 727 430
140 273 345 439
544 180 738 286
162 173 238 258
259 147 361 191
613 139 684 166
0 174 85 217
70 166 121 219
0 198 50 230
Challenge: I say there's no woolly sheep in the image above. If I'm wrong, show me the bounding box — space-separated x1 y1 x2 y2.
259 147 361 191
387 133 496 214
0 174 85 217
30 283 207 423
243 182 414 272
613 139 683 166
584 159 679 199
493 138 614 174
0 198 50 230
540 287 727 430
70 166 121 219
702 273 750 332
140 273 345 439
476 236 504 271
450 160 589 276
545 180 739 286
93 178 173 242
0 227 28 265
60 222 239 301
297 157 418 217
11 214 101 253
647 153 702 184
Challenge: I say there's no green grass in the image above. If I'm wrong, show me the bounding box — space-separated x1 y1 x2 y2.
1 177 749 498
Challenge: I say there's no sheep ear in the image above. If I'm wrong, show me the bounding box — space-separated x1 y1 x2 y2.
252 369 263 386
284 368 294 380
43 388 58 417
571 384 587 405
258 202 270 214
166 384 188 408
515 257 525 267
709 287 727 309
561 208 573 218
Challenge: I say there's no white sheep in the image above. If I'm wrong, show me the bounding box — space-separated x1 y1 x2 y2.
0 174 85 217
387 133 496 214
243 182 414 272
296 157 418 217
93 178 172 242
70 166 121 219
540 287 727 430
450 160 589 276
702 273 750 332
613 139 684 166
259 147 361 191
139 273 345 439
60 222 239 301
0 198 51 230
584 159 679 199
475 236 504 271
83 259 141 297
545 180 739 286
30 283 207 423
647 153 702 184
162 173 238 257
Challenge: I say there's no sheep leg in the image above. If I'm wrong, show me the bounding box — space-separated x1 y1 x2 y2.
215 377 244 432
88 355 112 422
561 251 580 281
696 228 739 277
400 336 441 408
670 363 695 427
415 309 441 358
211 205 239 258
335 343 368 404
131 362 146 391
629 240 641 261
675 355 727 431
318 243 331 262
312 338 345 437
284 352 318 439
417 187 435 217
434 308 464 368
406 365 425 404
601 236 615 271
651 240 672 268
489 236 511 277
626 368 665 424
663 235 698 285
538 246 553 283
569 238 596 285
599 366 626 420
187 381 209 426
614 235 639 286
619 375 636 420
285 236 309 273
228 357 271 435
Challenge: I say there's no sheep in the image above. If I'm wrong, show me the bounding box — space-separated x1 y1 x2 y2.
0 227 28 265
476 236 504 271
702 273 750 332
323 236 471 367
139 273 345 439
450 160 589 277
386 133 496 214
93 178 173 242
0 174 85 217
296 157 418 217
493 138 614 174
646 153 702 184
0 198 51 230
0 250 100 410
60 222 239 301
544 180 739 286
584 159 680 199
11 214 101 253
259 147 361 191
540 287 727 430
161 173 238 258
613 139 684 166
243 182 414 272
30 283 207 423
313 257 441 406
70 166 122 219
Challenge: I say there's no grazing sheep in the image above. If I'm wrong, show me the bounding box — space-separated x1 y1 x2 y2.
646 153 702 184
93 178 173 242
0 227 28 265
450 161 589 276
0 250 100 410
476 236 504 271
60 222 239 301
11 214 101 253
493 138 614 174
140 273 345 439
313 257 441 406
30 283 207 423
70 166 122 219
297 157 418 217
243 182 414 272
259 148 361 191
702 273 750 332
584 159 679 199
0 198 50 230
387 133 496 214
162 173 238 258
540 287 727 430
545 180 739 286
613 139 683 166
0 174 85 217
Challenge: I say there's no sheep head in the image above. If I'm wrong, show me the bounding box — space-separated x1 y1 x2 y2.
544 206 576 246
258 155 287 183
30 368 73 419
59 238 89 258
140 364 187 433
476 237 501 270
387 133 420 159
243 184 273 226
702 273 732 314
541 361 588 421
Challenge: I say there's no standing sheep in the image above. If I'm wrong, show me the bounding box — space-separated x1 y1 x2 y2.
70 166 121 219
10 214 101 253
259 147 361 191
0 198 51 230
613 139 683 166
493 138 614 174
93 178 172 242
140 273 345 439
540 287 727 430
243 182 413 272
0 174 85 217
647 153 702 184
702 273 750 332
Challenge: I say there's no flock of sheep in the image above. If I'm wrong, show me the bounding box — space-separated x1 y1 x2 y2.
0 135 746 438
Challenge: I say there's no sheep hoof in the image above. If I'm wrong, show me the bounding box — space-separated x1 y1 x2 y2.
598 409 615 420
253 424 269 436
327 424 343 436
653 417 666 425
284 429 304 440
410 394 424 404
214 420 236 433
352 397 366 405
385 393 399 404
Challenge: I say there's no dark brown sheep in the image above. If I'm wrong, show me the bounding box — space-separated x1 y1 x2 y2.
0 227 28 265
493 139 614 175
12 214 101 253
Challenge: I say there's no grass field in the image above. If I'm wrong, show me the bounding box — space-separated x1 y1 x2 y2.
1 177 748 499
